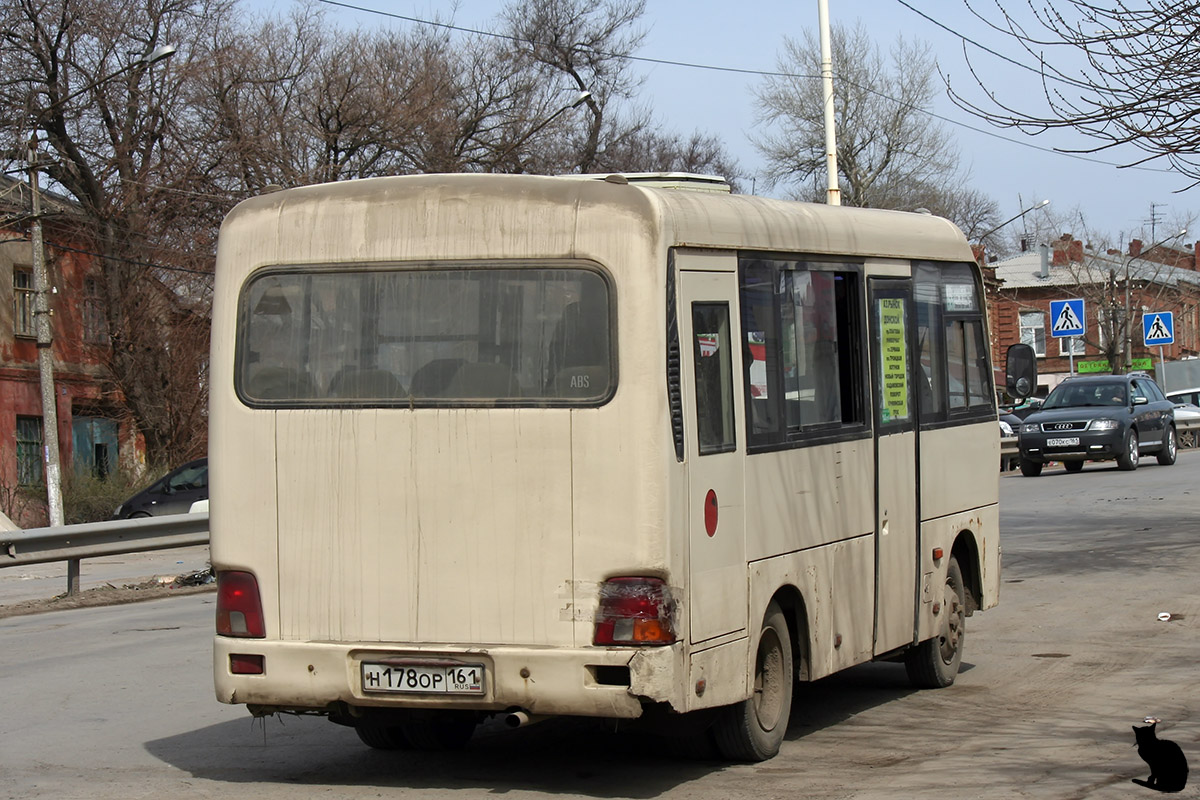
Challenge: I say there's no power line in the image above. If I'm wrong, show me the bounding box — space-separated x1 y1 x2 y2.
890 0 1087 88
3 230 214 278
314 0 1174 175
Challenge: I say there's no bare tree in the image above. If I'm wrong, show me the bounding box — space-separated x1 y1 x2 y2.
947 1 1200 183
501 0 646 173
0 0 229 465
754 22 997 233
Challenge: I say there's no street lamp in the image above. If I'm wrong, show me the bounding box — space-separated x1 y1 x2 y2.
27 42 176 528
495 91 592 167
978 199 1050 242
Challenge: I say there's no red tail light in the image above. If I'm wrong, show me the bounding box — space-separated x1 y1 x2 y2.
593 577 676 646
216 571 266 638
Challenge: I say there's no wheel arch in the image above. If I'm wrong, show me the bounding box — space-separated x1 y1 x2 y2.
767 584 810 681
951 530 983 615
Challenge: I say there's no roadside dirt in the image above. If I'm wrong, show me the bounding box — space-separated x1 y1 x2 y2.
0 577 216 619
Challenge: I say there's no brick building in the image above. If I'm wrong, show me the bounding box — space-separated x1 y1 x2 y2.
985 234 1200 398
0 176 143 525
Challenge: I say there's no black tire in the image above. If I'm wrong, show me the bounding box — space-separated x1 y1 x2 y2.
1064 460 1084 473
1019 458 1043 477
1157 426 1178 466
905 557 966 689
355 724 412 750
713 602 793 762
398 710 477 750
1117 428 1140 471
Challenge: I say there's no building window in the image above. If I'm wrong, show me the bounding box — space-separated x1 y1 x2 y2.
13 268 34 337
1058 335 1085 356
83 278 109 345
16 416 43 486
1020 311 1046 357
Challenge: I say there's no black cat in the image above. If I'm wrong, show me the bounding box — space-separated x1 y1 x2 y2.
1132 721 1189 793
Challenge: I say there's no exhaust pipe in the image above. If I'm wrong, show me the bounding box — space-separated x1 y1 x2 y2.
504 710 547 728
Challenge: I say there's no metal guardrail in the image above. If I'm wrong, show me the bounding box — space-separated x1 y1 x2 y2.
0 512 209 596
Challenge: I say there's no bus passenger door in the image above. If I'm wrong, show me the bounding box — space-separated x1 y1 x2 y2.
868 279 919 655
678 258 747 644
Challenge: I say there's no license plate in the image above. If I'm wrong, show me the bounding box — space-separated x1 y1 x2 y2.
1046 437 1080 447
361 662 485 695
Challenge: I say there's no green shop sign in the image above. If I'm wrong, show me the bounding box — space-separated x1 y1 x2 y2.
1076 358 1153 374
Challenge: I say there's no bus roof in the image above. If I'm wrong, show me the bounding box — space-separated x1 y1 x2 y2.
222 173 975 265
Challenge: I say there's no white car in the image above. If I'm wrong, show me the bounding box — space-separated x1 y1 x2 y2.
1172 402 1200 423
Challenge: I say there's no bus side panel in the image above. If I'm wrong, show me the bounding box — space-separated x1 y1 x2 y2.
916 421 1001 642
749 535 876 680
916 504 1000 643
919 421 999 519
209 214 286 643
743 439 874 561
567 212 680 652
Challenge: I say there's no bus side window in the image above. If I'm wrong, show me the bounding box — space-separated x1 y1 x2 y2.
692 303 736 455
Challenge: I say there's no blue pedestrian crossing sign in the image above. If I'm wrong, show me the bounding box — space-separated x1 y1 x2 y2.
1143 312 1175 345
1050 299 1086 338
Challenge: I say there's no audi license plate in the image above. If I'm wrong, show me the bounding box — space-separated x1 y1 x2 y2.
1046 437 1080 447
361 662 485 695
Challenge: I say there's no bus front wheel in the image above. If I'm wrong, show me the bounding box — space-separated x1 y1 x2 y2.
905 556 965 689
712 601 793 761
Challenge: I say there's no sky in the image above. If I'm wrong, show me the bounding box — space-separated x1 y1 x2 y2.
260 0 1197 248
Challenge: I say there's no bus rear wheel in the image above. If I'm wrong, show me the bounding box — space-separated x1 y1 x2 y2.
712 602 793 761
905 556 966 689
354 723 412 750
398 710 477 750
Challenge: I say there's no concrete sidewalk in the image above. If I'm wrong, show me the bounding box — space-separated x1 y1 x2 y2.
0 544 212 607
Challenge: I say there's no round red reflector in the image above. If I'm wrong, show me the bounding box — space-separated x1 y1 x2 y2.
704 489 718 537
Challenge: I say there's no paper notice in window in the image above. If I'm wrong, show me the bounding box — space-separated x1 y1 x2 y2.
878 298 909 423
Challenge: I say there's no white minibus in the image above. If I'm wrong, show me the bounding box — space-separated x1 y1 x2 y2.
210 173 1032 760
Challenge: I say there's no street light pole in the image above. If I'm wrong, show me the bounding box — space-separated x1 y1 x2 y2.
495 91 591 168
977 199 1050 242
25 42 176 528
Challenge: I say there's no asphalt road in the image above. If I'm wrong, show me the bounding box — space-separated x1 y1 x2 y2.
2 454 1198 799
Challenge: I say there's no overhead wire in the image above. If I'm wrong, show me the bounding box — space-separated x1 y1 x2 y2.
313 0 1174 174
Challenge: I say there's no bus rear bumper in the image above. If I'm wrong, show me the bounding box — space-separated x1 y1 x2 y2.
213 637 683 719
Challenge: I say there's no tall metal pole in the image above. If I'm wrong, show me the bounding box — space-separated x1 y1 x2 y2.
817 0 841 205
28 139 64 528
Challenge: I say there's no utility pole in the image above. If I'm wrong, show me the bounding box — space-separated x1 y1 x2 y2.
23 42 176 530
28 140 64 527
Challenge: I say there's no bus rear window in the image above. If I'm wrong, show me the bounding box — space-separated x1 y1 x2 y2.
236 265 613 406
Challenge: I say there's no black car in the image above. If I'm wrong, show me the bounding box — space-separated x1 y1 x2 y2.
1016 374 1176 476
113 458 208 518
